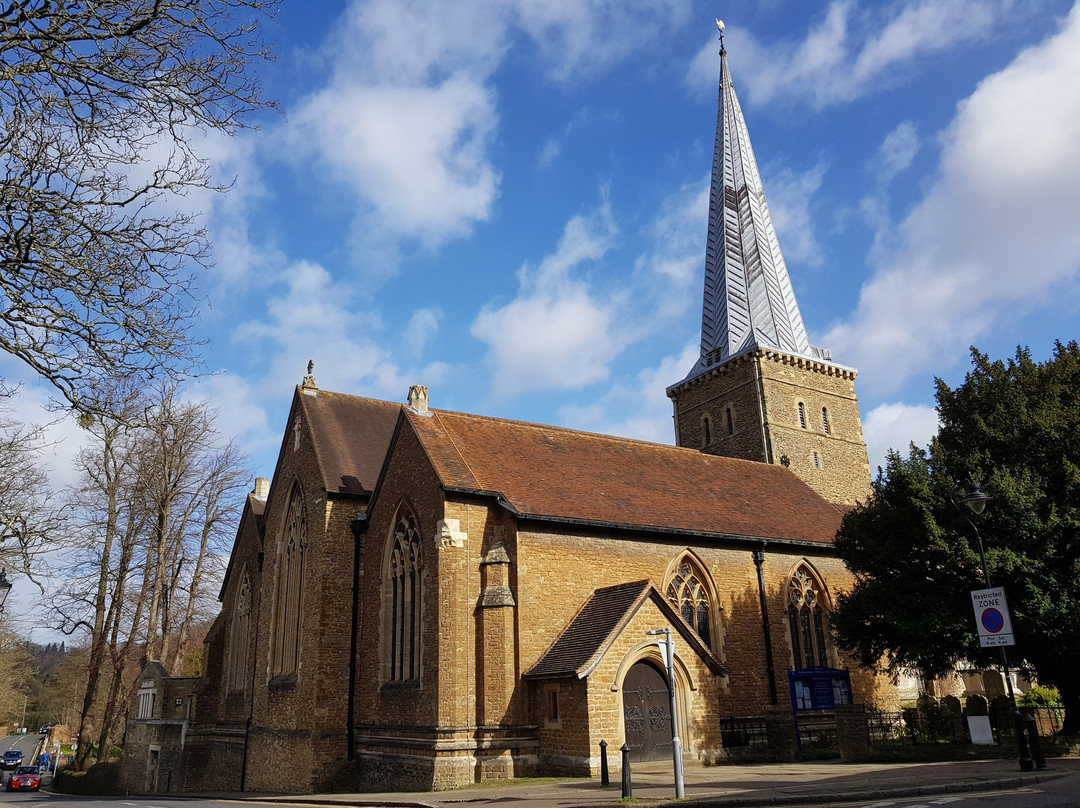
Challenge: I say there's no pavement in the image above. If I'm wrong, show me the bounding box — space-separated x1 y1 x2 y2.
240 756 1080 808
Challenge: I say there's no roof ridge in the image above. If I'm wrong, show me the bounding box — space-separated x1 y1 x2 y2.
430 410 481 488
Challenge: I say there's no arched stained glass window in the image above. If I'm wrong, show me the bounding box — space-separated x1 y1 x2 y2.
272 485 306 677
666 559 712 649
227 567 251 693
787 566 831 670
386 505 423 682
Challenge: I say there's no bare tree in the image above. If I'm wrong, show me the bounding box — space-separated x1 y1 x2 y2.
0 388 63 579
0 0 278 411
57 382 248 767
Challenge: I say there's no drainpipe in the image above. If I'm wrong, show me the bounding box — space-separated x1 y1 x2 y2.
753 546 778 704
347 512 370 761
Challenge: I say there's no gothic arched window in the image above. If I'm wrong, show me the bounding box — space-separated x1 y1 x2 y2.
726 407 734 435
272 484 306 678
822 407 831 435
798 402 807 429
227 568 251 693
386 504 423 682
702 416 712 446
666 559 713 650
787 566 832 670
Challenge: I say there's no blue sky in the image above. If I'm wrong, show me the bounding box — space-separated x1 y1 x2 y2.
6 0 1080 625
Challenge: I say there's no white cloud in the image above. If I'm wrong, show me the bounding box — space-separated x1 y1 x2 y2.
762 160 828 266
515 0 692 81
869 120 920 184
290 76 500 252
826 5 1080 394
276 0 698 267
471 203 621 394
687 1 1016 109
538 137 561 169
862 401 940 474
561 343 698 444
404 308 443 357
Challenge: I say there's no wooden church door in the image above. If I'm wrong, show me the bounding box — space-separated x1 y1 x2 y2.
622 661 673 762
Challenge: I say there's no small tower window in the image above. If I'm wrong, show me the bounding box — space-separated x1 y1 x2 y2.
798 402 807 429
726 407 734 435
813 451 821 469
822 407 831 435
702 416 711 446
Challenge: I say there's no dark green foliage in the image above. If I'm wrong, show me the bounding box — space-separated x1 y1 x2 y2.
832 341 1080 734
51 761 123 795
1019 684 1062 707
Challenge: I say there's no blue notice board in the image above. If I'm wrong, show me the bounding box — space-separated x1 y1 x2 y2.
788 667 852 711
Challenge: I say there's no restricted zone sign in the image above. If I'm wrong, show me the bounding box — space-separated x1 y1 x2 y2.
971 587 1015 648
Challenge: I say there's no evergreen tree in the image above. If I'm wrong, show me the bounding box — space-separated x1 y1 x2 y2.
832 341 1080 734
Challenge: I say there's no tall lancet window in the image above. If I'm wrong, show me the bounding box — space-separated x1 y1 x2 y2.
272 484 306 678
386 504 423 682
665 557 714 650
227 567 252 693
787 565 832 670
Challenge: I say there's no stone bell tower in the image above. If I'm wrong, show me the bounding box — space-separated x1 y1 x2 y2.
667 39 871 508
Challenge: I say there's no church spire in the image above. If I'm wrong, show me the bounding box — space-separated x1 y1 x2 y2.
689 38 829 379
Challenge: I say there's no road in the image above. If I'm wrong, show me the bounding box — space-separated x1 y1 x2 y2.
804 769 1080 808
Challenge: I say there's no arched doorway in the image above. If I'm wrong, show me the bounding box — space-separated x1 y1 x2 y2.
622 661 672 762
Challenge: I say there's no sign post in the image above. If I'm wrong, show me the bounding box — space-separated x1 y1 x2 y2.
971 587 1015 648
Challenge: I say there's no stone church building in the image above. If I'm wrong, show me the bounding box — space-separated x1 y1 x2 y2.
120 44 895 794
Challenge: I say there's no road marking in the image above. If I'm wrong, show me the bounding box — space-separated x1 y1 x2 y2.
930 800 964 805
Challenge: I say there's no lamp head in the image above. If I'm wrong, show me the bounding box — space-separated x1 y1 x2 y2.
960 482 991 515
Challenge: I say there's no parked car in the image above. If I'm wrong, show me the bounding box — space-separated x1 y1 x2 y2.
6 766 40 791
1 750 23 770
39 725 49 735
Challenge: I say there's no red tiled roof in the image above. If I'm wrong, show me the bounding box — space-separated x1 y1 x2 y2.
406 408 843 543
298 390 402 495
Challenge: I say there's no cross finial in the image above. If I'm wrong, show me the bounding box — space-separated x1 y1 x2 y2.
716 18 725 51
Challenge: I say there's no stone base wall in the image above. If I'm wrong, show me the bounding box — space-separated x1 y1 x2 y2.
348 728 539 791
181 724 246 792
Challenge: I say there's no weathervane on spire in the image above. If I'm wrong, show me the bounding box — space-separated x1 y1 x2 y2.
716 18 725 51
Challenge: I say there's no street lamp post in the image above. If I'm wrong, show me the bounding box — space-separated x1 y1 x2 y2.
959 483 1033 772
646 628 684 799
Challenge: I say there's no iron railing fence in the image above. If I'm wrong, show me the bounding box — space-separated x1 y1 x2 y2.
719 715 768 748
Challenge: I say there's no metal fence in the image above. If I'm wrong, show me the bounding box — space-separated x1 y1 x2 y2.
867 710 971 747
868 704 1065 751
1026 706 1064 736
719 715 768 748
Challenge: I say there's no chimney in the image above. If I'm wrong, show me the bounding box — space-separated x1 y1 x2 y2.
253 477 270 501
407 384 430 414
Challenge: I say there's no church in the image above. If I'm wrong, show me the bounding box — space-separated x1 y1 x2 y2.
120 41 895 795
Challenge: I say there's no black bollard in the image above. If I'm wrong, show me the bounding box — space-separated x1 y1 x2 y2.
1024 712 1046 770
600 740 609 786
621 743 632 799
1011 709 1034 772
